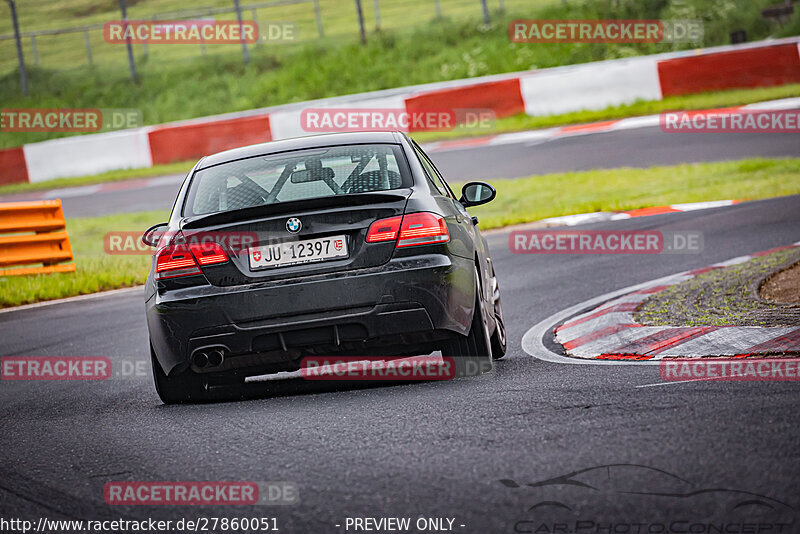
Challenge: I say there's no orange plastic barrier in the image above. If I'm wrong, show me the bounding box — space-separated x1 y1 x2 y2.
0 199 75 276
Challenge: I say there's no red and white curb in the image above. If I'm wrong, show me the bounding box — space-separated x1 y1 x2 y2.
424 96 800 154
522 243 800 365
537 200 739 227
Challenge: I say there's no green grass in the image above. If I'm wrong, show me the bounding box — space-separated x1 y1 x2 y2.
634 248 800 327
0 0 557 70
2 0 797 149
3 83 799 196
0 161 193 195
0 210 168 308
457 157 800 229
3 157 800 308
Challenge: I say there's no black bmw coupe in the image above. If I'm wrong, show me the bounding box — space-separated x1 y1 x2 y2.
143 131 506 403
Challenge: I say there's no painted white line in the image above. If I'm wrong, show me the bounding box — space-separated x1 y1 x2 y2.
144 174 186 188
539 212 616 227
610 115 661 131
743 97 800 111
635 377 728 388
43 185 102 200
0 285 144 315
670 200 735 211
636 370 756 388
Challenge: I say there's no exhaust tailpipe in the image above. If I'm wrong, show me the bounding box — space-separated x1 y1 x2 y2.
192 352 209 368
207 349 224 367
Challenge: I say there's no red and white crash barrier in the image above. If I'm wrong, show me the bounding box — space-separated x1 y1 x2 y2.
2 38 798 185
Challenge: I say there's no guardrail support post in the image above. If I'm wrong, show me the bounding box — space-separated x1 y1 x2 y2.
30 35 38 65
5 0 28 95
84 30 93 65
118 0 137 81
233 0 250 64
313 0 324 37
251 8 259 46
355 0 366 44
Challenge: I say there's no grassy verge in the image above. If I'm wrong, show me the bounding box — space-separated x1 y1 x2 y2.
2 84 799 196
2 157 799 308
0 161 193 195
458 157 800 229
634 248 800 327
0 210 168 308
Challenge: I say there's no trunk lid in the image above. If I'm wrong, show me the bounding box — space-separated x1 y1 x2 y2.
180 191 410 286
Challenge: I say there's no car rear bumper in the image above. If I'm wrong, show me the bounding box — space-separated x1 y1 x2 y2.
147 253 474 375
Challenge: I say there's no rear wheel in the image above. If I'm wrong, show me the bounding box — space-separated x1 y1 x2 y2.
441 269 493 375
489 264 507 360
150 344 207 404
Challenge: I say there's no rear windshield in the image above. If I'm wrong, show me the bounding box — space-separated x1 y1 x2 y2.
184 144 410 216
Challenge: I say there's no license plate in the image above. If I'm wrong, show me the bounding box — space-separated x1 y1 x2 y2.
248 235 348 270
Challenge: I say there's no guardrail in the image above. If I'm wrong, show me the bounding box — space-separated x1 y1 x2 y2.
3 37 799 184
0 200 75 276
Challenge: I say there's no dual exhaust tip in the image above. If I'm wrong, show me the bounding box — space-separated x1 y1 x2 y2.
192 347 226 369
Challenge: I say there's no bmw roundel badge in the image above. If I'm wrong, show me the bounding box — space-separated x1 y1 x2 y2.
286 217 302 233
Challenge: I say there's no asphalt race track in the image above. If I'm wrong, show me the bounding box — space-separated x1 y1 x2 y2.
3 125 799 217
2 195 799 531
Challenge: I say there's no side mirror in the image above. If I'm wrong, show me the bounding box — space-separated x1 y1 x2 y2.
459 181 496 207
142 223 169 247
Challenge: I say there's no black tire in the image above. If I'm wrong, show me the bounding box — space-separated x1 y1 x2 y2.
442 268 493 376
489 264 507 360
150 344 207 404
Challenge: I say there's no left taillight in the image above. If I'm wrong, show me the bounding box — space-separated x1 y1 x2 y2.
155 235 230 280
155 244 202 279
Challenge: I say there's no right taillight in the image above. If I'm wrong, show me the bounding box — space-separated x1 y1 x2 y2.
397 212 449 247
366 212 449 248
155 244 202 279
